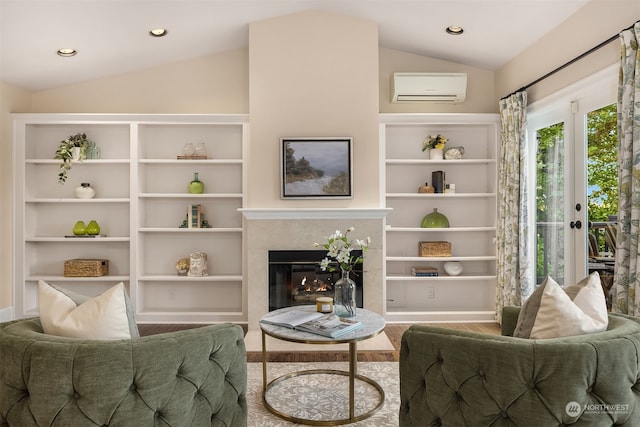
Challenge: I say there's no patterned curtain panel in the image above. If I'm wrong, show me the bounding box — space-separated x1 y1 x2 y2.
613 22 640 316
496 91 533 323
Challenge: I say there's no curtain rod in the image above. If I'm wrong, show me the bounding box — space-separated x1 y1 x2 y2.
501 19 639 100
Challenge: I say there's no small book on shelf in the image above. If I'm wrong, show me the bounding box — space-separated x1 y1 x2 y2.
260 310 363 338
411 266 439 276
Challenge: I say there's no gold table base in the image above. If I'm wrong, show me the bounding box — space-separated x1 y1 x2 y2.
261 331 385 425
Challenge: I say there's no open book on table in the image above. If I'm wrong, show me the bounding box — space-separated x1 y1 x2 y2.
260 310 362 338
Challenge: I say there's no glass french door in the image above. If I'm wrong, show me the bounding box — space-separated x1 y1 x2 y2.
527 66 617 287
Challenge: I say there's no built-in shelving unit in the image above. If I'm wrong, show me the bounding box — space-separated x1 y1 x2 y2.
14 114 248 323
380 113 500 322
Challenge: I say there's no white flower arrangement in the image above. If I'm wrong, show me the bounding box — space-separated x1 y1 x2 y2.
314 226 370 273
422 134 448 151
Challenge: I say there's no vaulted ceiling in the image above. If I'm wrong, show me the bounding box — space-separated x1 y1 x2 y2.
1 0 590 91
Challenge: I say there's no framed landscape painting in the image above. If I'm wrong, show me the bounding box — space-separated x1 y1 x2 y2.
281 137 353 199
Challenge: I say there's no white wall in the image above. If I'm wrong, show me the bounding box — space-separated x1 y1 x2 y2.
2 2 637 313
496 0 640 103
0 82 31 311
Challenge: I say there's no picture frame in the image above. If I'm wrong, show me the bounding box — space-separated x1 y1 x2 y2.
281 137 353 199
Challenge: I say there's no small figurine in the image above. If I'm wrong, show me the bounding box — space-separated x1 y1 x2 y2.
444 146 464 160
187 252 208 277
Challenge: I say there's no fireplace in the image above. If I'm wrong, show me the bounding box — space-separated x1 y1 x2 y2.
268 250 364 311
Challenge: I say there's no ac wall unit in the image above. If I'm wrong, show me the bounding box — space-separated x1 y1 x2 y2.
391 72 467 103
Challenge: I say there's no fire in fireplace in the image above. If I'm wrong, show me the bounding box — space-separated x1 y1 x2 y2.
268 250 364 311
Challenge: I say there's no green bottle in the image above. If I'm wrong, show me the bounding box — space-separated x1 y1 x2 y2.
189 172 204 194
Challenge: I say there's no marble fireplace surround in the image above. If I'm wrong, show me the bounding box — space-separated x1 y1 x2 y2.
240 208 391 331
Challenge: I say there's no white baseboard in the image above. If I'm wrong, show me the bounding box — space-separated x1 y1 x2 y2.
0 306 14 322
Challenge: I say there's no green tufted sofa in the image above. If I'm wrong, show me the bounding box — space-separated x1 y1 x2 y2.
0 318 247 427
400 307 640 426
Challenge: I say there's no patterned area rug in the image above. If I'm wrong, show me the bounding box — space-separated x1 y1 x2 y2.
247 362 399 426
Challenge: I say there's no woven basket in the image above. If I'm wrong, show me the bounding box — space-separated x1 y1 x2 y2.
419 241 451 257
64 259 109 277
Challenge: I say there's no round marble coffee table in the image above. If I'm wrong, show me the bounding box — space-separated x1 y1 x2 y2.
259 305 386 425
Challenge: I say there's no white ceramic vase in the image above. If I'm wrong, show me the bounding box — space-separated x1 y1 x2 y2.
443 261 463 276
429 148 444 160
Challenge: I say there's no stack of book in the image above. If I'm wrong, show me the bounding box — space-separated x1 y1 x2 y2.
411 266 439 277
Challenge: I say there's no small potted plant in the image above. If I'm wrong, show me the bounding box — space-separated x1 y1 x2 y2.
422 134 448 159
54 132 90 183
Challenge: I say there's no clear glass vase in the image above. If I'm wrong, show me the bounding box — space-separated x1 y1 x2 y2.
334 269 356 318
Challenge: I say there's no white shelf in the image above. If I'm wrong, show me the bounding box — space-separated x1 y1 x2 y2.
14 114 248 323
386 274 497 281
387 256 497 262
385 159 495 165
139 159 242 164
27 275 130 282
26 198 130 203
386 226 496 232
386 193 496 198
139 275 242 281
26 159 130 164
26 236 130 242
381 113 499 322
139 227 242 233
139 193 243 198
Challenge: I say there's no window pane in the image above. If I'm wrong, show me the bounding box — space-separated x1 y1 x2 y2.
536 122 565 285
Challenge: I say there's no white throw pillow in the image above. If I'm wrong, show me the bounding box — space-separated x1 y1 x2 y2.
38 281 138 340
513 272 608 339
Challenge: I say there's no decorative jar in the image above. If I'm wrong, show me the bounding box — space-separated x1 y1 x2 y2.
194 142 208 157
75 182 96 199
73 220 87 236
182 143 195 156
421 208 450 228
334 270 356 318
86 220 101 235
418 182 435 193
316 297 333 313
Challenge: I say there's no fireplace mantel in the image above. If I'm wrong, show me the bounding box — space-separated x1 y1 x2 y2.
239 208 392 220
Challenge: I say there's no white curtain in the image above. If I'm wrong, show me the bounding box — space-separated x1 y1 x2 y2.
496 91 533 323
613 22 640 316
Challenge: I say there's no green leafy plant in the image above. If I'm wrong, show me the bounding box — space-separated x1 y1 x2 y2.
54 132 90 184
314 226 370 273
422 134 448 151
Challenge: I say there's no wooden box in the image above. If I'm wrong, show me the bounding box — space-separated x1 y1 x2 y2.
419 241 452 257
64 259 109 277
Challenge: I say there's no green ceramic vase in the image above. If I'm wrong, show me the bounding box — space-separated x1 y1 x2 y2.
86 220 101 235
421 208 450 228
73 220 87 235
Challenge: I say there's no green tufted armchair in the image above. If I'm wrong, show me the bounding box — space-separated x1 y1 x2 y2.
0 318 247 427
400 307 640 426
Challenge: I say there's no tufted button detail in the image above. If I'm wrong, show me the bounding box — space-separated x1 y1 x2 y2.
73 392 80 400
587 386 593 393
528 381 536 389
433 417 442 426
501 411 508 418
477 369 485 377
455 391 463 401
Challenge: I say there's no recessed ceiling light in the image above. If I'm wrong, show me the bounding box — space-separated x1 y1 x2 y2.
56 48 77 57
149 28 168 37
446 26 464 35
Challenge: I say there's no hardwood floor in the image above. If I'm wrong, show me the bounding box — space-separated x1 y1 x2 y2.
138 322 501 363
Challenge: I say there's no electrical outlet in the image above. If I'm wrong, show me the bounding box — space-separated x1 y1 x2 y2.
426 286 435 299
